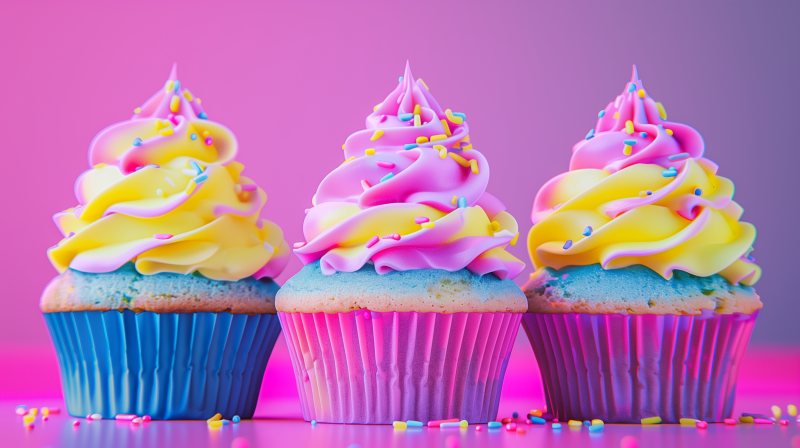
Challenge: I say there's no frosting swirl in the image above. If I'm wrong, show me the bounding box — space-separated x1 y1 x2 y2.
48 64 289 281
295 62 524 279
528 65 760 285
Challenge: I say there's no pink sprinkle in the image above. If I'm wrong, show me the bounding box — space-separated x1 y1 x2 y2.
376 161 396 169
414 217 429 224
379 115 387 123
131 417 143 425
382 233 401 240
43 416 49 421
153 234 173 240
696 421 708 429
86 414 93 421
26 423 34 429
780 419 789 425
754 418 774 424
142 415 151 422
552 419 559 423
16 408 27 416
363 311 371 320
475 425 482 431
167 113 179 125
73 420 80 427
724 418 736 425
293 242 306 249
205 137 213 146
505 422 517 431
525 419 531 425
241 184 257 191
366 236 380 248
361 179 371 191
115 414 137 420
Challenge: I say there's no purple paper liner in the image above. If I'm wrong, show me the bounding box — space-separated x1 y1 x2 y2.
278 310 521 424
43 310 282 420
522 310 758 423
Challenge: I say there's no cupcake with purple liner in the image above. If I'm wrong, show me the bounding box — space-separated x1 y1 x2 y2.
522 65 761 423
41 64 289 420
276 62 526 424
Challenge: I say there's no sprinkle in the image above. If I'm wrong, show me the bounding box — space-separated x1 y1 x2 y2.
668 153 689 161
591 419 604 426
487 422 502 429
185 180 197 195
476 426 482 431
196 98 201 104
406 420 423 427
640 132 648 137
461 143 473 150
421 222 435 229
233 415 240 423
380 173 394 182
504 423 517 431
666 128 674 136
154 234 173 240
439 147 447 159
588 424 604 432
133 138 142 146
789 405 797 417
696 421 708 429
583 226 592 236
156 189 165 198
131 417 143 425
680 418 697 426
170 95 180 112
194 174 208 184
404 143 418 150
167 113 179 125
134 107 141 114
563 240 573 250
198 112 208 119
413 104 421 115
724 418 737 425
552 423 561 429
490 221 500 231
641 416 662 424
173 80 180 92
393 421 408 430
637 89 645 98
428 419 460 427
190 160 203 174
159 128 174 136
457 197 467 208
361 179 371 191
373 103 382 111
370 130 384 141
625 120 634 134
623 145 632 155
529 417 545 424
418 78 429 90
585 129 595 140
656 102 668 120
293 242 306 249
613 112 620 119
628 83 636 92
181 90 193 101
445 109 463 125
376 161 395 169
694 188 702 196
780 419 789 425
441 119 452 136
73 420 80 426
205 137 213 146
598 110 605 118
451 196 458 205
754 419 774 424
207 413 222 423
449 152 471 167
416 136 429 144
399 113 414 121
739 416 754 423
567 420 582 427
165 80 174 92
342 156 356 165
398 76 403 82
662 168 678 177
382 233 401 240
365 148 375 156
624 139 637 145
190 133 198 140
583 420 591 426
182 169 198 176
430 134 447 142
366 236 380 248
24 415 35 425
414 115 421 127
510 232 519 246
415 217 429 224
452 112 466 120
115 414 137 421
442 420 468 428
208 421 223 428
91 414 103 420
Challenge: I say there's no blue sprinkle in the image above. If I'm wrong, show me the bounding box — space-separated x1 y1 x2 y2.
552 423 562 430
668 153 689 161
457 197 467 208
190 161 203 174
135 166 143 171
198 112 208 119
640 132 648 138
588 424 604 432
15 405 27 411
452 112 466 120
399 113 414 121
194 174 208 184
488 422 502 428
585 129 595 140
695 188 702 196
403 143 418 150
530 416 546 424
145 164 159 169
647 190 652 195
398 76 403 82
583 420 591 426
133 137 142 146
583 226 592 237
628 83 636 92
190 133 198 140
380 173 394 183
173 80 180 92
657 124 664 128
598 110 605 118
407 420 423 427
512 412 519 419
563 240 573 250
222 419 230 425
662 169 678 178
623 139 637 145
311 420 317 426
232 415 240 423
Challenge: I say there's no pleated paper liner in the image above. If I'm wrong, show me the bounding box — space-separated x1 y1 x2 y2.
278 310 521 424
522 310 758 423
43 310 282 420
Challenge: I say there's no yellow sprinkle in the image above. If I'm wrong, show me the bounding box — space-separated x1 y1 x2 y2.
441 119 452 136
134 107 141 114
196 98 201 104
156 120 170 131
202 130 210 137
459 420 468 428
393 421 407 429
342 144 345 150
510 232 519 246
568 420 582 427
625 120 634 135
414 114 421 127
159 128 174 136
207 413 222 422
29 408 38 416
623 145 632 155
439 148 447 159
208 420 223 428
613 112 620 119
42 408 50 416
771 405 782 419
430 134 447 142
788 405 797 417
452 196 458 205
170 95 180 113
24 415 35 425
449 152 471 168
185 180 197 195
445 109 463 125
490 221 500 231
93 163 107 169
470 159 479 174
183 91 194 101
461 144 473 150
165 80 174 92
418 78 429 90
739 416 754 423
373 103 382 111
433 144 446 150
370 130 384 141
656 102 667 120
421 222 435 229
666 128 674 136
341 156 356 165
365 148 375 156
637 89 646 98
680 418 697 426
641 416 662 424
416 136 429 144
591 419 604 426
413 104 421 115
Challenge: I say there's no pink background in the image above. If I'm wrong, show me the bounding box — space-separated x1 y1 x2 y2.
1 0 798 405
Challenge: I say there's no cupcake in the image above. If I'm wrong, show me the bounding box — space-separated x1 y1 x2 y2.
522 65 761 423
41 64 290 420
276 62 527 424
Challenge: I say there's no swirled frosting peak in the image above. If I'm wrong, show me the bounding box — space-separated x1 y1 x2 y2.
295 62 524 279
48 64 289 281
528 65 760 286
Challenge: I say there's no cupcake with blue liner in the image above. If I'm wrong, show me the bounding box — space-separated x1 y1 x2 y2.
522 65 761 423
276 62 526 424
41 64 289 420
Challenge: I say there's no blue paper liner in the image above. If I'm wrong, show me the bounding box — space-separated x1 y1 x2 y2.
43 310 281 420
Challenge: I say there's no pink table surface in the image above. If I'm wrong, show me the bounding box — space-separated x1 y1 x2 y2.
2 328 799 447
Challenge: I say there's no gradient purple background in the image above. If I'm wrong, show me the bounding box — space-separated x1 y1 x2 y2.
1 0 798 409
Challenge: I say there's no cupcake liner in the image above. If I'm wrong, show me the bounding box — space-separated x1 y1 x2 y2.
522 310 758 423
43 310 282 420
278 310 521 424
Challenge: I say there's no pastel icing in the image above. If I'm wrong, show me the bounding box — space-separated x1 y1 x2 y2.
528 65 760 286
48 64 289 281
295 62 524 279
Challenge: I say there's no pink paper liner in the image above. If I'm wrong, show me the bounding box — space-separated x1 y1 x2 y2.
278 310 521 424
522 310 758 423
